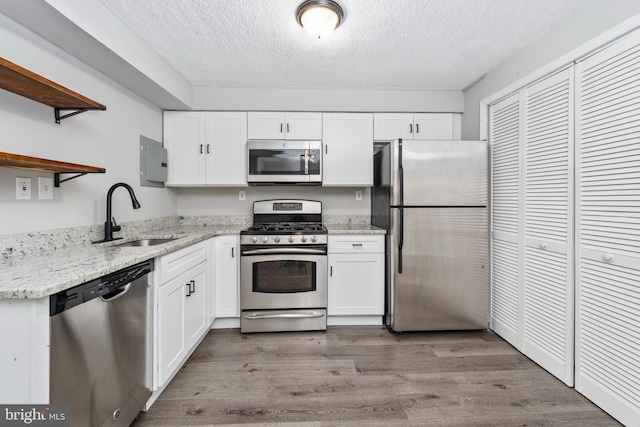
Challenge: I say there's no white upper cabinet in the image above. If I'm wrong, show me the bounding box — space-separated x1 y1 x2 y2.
164 111 207 185
205 112 248 185
164 111 247 186
322 113 374 187
374 113 460 141
248 112 322 140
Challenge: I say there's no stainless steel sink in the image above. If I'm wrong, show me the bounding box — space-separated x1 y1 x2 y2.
114 238 178 247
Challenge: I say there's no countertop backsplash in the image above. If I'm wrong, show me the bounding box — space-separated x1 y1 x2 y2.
1 214 373 259
323 215 370 225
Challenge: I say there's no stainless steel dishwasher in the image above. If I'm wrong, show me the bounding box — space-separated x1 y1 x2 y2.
50 259 154 427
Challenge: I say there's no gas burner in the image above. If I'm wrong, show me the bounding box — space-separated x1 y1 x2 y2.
241 200 327 245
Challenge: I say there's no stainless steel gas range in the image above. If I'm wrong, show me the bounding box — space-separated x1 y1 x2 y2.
240 200 328 333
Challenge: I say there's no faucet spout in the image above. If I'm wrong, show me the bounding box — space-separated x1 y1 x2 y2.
93 183 141 243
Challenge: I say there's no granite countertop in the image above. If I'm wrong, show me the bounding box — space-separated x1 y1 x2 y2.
0 225 244 300
325 224 386 234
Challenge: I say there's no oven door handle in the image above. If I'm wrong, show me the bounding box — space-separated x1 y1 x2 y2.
241 248 327 256
243 311 326 320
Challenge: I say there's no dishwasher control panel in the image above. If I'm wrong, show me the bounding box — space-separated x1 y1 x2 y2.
50 259 154 316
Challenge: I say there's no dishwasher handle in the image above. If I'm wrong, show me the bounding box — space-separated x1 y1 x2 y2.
101 282 133 302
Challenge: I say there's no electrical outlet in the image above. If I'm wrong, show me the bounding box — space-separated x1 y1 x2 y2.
355 190 363 201
16 177 31 200
239 190 246 201
38 177 54 200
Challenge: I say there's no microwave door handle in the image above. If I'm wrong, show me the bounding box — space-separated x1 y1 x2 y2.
304 149 309 175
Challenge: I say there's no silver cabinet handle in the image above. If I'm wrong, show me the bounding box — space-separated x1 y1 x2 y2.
206 144 210 154
287 123 290 133
409 123 413 133
352 243 363 247
416 123 419 133
243 311 325 320
232 247 235 258
330 266 333 276
190 280 195 294
200 144 203 154
325 145 328 154
280 123 283 133
185 283 192 297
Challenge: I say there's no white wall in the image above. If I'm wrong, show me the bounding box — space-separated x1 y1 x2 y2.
0 14 178 235
194 86 464 113
177 187 370 218
462 0 640 139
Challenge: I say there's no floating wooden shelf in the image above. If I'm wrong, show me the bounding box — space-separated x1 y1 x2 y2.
0 57 106 123
0 152 105 187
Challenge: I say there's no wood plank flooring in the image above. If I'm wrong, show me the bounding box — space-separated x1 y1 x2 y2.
132 327 620 426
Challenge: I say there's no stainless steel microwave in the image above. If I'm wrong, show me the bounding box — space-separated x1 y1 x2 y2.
247 140 322 184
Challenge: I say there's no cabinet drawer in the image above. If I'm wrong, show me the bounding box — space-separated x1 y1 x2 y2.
328 235 384 253
158 241 207 284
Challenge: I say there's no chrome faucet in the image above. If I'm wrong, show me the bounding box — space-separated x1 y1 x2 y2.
94 183 141 243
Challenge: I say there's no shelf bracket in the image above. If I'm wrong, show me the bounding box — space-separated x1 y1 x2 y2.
54 172 88 187
54 108 90 124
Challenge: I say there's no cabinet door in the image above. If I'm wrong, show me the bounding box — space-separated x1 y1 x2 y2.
205 112 247 185
184 263 208 349
247 112 286 139
164 111 206 185
414 113 454 140
373 113 413 140
285 112 322 139
328 252 384 315
215 235 239 318
489 92 522 348
207 239 216 325
157 274 187 386
322 113 373 186
523 68 574 386
575 32 640 427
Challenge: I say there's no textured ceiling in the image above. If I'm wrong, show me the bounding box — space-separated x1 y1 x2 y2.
96 0 592 91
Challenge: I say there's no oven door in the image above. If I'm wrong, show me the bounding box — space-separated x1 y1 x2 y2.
247 140 322 184
240 246 327 310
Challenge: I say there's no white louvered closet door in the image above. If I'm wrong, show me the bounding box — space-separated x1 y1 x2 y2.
489 93 523 348
575 31 640 427
523 68 574 386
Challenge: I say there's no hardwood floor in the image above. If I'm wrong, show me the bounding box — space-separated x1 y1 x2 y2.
133 327 620 426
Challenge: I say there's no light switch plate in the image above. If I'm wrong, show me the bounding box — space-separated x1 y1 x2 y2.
38 177 54 200
16 177 31 200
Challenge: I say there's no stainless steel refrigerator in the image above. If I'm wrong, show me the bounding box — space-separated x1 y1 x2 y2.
372 139 488 332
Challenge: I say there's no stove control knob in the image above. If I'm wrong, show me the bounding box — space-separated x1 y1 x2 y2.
311 236 317 243
263 236 269 243
301 236 307 243
252 236 258 243
288 236 295 243
274 236 280 243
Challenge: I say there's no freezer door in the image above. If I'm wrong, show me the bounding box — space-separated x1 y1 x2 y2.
388 207 488 331
391 140 487 206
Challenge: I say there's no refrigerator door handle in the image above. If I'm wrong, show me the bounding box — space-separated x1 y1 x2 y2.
398 138 404 274
398 207 404 274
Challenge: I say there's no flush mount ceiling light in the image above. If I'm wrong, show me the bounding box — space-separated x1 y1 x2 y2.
296 0 344 39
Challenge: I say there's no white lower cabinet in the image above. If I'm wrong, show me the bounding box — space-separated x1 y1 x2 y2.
328 235 384 319
156 242 209 388
214 235 240 318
